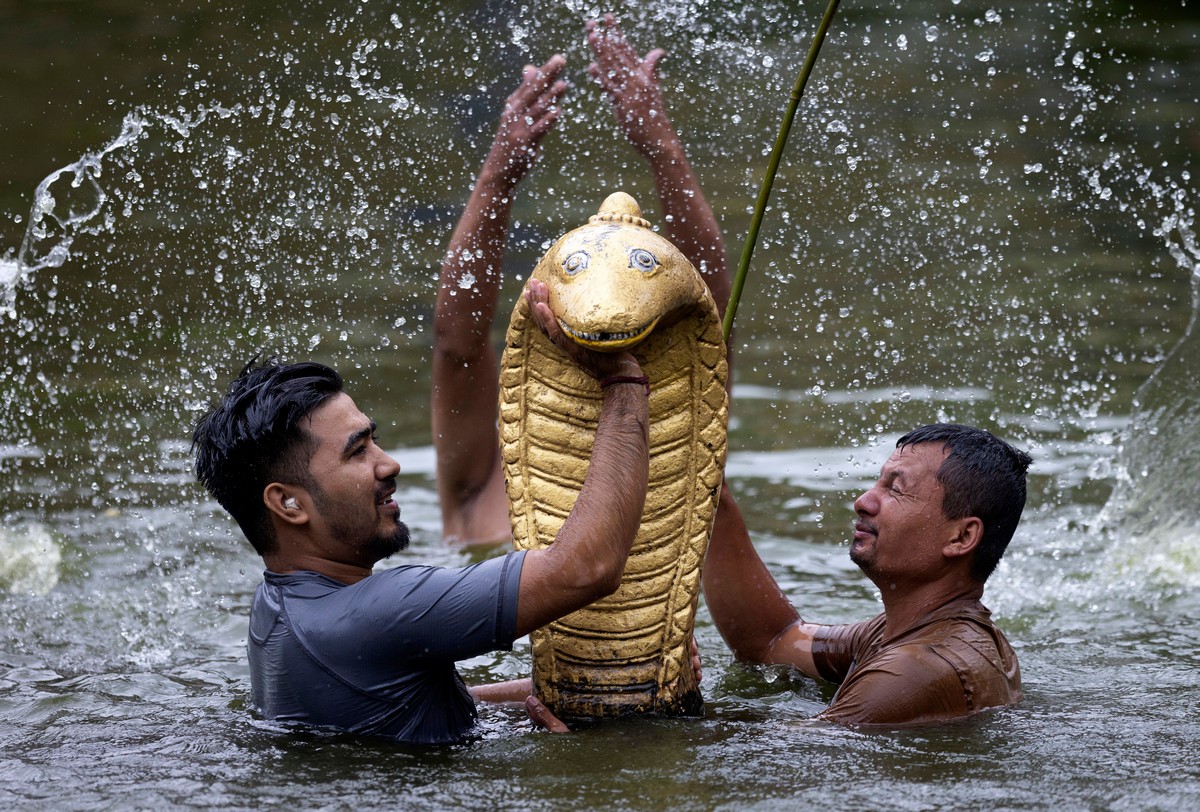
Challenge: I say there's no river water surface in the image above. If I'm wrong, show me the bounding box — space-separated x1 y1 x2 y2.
1 1 1198 810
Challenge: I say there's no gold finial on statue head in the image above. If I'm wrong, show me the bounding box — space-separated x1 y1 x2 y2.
589 191 652 229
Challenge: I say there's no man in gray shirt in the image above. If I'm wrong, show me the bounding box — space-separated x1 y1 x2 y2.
193 281 650 744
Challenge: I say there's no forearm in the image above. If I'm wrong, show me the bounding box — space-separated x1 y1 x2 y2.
559 381 650 580
435 164 517 361
514 380 649 636
436 53 565 362
703 484 802 663
431 163 513 504
644 136 730 316
469 677 532 704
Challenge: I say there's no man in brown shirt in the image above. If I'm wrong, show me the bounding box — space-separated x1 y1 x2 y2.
703 424 1031 726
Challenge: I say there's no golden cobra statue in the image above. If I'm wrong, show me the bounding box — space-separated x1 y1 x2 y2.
500 191 728 719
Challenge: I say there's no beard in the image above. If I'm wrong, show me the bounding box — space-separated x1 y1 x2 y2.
848 540 871 571
311 484 411 564
848 518 878 575
365 518 411 561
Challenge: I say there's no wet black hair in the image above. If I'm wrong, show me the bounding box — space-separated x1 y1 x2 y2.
192 358 344 555
896 423 1033 582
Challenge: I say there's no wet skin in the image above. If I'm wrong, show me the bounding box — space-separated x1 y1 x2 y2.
295 393 410 572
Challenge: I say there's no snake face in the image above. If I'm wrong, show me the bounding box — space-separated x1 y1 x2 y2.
533 192 705 353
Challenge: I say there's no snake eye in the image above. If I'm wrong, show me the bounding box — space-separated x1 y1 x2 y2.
563 250 589 276
628 248 658 273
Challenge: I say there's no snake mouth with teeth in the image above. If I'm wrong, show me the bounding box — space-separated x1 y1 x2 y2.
557 317 660 350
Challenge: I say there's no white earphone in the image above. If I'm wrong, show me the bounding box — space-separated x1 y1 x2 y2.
284 497 299 510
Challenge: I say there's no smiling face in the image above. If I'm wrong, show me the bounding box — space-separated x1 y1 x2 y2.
850 443 959 587
301 393 409 566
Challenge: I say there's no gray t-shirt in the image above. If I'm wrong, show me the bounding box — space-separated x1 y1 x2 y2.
248 550 527 744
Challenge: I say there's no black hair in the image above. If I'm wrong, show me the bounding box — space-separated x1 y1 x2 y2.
192 358 344 555
896 423 1033 582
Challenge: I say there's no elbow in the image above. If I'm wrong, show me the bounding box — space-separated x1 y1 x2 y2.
592 565 625 600
573 556 626 604
556 540 630 607
710 626 773 666
729 640 771 665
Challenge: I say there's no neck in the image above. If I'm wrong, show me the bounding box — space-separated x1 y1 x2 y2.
262 550 375 585
875 577 985 640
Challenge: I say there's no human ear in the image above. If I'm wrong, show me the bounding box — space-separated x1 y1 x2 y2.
944 516 983 559
264 483 308 525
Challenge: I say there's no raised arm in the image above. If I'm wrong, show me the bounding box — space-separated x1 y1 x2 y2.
513 279 650 637
587 14 730 315
433 56 568 545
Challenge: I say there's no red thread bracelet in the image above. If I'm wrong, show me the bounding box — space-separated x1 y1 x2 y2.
599 374 650 396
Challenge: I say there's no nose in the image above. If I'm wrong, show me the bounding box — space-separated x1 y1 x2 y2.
854 486 879 517
377 449 401 480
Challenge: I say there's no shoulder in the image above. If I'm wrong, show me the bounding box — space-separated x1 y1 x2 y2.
253 571 343 622
913 604 1022 712
345 551 527 614
906 601 1019 673
883 601 1021 697
820 603 1021 726
819 638 971 725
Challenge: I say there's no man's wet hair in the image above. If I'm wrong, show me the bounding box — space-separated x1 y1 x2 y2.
897 423 1033 582
192 358 343 555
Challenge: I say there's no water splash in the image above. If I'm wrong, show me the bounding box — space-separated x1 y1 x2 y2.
3 114 147 316
0 0 1195 572
1098 181 1199 566
0 523 62 596
0 5 1197 805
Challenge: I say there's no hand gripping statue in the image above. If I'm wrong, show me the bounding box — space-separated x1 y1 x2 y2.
500 192 728 720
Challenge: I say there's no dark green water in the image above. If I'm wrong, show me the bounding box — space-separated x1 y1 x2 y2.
1 1 1198 809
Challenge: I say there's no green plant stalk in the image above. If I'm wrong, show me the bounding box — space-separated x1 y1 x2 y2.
723 0 843 342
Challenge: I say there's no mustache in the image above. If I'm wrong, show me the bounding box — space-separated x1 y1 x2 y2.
376 479 397 501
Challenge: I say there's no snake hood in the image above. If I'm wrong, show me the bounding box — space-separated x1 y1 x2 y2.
532 192 707 351
502 189 727 719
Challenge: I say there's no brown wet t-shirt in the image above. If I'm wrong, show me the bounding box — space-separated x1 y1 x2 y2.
810 597 1021 726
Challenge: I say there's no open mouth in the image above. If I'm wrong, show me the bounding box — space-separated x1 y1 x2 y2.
557 317 659 350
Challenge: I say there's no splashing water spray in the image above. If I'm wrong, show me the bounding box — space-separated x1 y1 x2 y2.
723 0 842 343
3 117 137 315
1097 176 1200 583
